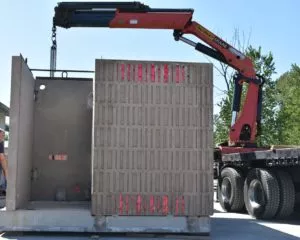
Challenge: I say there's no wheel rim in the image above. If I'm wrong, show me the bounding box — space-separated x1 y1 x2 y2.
249 179 265 209
221 177 232 202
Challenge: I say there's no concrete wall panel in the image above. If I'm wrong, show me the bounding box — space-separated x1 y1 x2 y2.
7 55 35 210
92 59 214 217
31 78 92 201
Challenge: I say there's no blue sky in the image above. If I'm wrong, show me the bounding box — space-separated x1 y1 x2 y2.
0 0 299 114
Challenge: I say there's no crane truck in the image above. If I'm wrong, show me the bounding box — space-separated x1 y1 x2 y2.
50 1 300 220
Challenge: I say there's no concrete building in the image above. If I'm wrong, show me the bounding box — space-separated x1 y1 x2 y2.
0 55 213 238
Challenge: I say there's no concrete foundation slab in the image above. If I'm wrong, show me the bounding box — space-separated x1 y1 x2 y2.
0 206 210 236
95 216 210 234
0 208 94 232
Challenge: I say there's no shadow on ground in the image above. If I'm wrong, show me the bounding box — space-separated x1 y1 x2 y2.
212 217 300 240
212 205 300 240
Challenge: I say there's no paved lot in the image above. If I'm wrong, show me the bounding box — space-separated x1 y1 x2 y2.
211 203 300 240
1 202 299 240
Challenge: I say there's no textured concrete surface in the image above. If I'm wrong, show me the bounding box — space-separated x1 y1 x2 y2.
7 55 35 211
94 215 210 233
31 78 92 201
0 205 94 232
92 59 214 217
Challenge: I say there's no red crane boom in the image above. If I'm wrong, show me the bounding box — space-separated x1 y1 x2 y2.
51 1 265 149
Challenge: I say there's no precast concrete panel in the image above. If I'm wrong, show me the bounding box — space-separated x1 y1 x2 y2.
92 59 214 217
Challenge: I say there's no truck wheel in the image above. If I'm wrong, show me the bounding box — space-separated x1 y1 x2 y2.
218 167 244 212
244 168 280 219
274 170 295 219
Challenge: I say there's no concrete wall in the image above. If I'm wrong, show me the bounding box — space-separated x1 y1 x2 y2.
7 55 35 210
31 78 92 201
92 59 214 217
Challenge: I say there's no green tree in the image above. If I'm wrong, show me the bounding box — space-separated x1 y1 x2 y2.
213 80 234 144
4 133 9 141
276 64 300 144
214 45 278 146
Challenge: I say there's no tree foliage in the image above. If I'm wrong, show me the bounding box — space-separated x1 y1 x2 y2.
276 64 300 144
213 81 234 145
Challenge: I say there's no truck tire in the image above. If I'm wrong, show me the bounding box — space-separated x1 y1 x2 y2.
218 167 244 212
244 168 280 219
274 170 295 219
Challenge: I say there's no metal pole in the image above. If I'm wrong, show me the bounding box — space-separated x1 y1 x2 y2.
50 22 57 78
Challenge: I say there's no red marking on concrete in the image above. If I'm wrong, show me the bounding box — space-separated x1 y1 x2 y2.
158 65 161 82
138 64 143 82
175 196 186 215
164 64 169 82
181 66 185 82
74 184 80 193
145 64 148 82
163 195 169 215
156 196 161 213
127 64 131 81
150 196 155 213
176 65 180 83
119 63 186 84
111 194 184 215
121 64 125 81
119 193 123 214
175 197 179 215
151 64 155 82
181 196 185 214
136 194 142 214
126 195 129 214
116 63 119 82
49 153 67 161
133 64 136 82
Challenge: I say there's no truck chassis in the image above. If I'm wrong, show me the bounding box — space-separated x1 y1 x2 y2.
214 147 300 220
